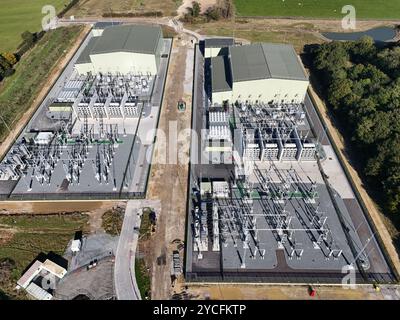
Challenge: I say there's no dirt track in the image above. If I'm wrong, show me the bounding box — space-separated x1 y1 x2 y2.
184 283 388 300
0 200 122 215
235 17 398 33
145 35 194 299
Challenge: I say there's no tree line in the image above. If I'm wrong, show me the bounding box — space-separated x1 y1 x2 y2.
181 0 233 23
0 30 46 82
306 37 400 215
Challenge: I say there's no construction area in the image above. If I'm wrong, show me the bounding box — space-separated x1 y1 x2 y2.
0 23 171 200
185 38 396 284
145 31 195 299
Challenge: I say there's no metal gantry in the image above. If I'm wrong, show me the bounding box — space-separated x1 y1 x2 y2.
205 160 349 269
0 112 123 190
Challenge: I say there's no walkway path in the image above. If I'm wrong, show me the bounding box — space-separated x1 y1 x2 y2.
114 200 141 300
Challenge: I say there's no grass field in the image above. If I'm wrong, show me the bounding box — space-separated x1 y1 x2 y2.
188 22 322 51
234 0 400 19
139 207 154 239
202 27 321 51
0 25 83 142
68 0 182 17
135 258 151 299
0 213 89 299
0 0 69 52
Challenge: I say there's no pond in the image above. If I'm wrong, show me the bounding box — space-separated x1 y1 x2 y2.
322 27 397 43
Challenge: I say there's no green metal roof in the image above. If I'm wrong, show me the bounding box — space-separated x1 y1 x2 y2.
211 55 232 93
229 43 308 82
93 22 121 30
261 43 308 81
229 44 270 82
205 38 234 48
90 24 162 55
76 37 98 64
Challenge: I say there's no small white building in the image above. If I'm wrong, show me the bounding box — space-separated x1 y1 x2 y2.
71 239 81 253
16 260 44 289
25 282 53 300
16 257 67 300
42 259 67 279
34 132 54 145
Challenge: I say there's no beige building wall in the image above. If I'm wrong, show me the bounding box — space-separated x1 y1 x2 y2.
205 47 224 58
232 78 309 104
212 79 309 104
74 62 94 75
89 51 158 75
212 90 233 105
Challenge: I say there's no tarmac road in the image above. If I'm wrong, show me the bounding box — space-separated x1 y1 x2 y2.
114 200 142 300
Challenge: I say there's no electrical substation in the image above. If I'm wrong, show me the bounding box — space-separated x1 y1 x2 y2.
0 24 172 199
185 39 395 283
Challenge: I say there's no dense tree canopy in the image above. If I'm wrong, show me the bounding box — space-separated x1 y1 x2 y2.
308 37 400 215
0 54 14 80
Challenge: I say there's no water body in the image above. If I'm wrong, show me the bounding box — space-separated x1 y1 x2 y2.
323 27 397 43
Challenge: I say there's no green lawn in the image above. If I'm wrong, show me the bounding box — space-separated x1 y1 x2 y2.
139 207 153 239
0 213 88 231
191 25 322 52
0 0 69 52
0 213 89 299
135 258 151 299
0 25 83 141
234 0 400 19
0 233 76 275
0 214 89 273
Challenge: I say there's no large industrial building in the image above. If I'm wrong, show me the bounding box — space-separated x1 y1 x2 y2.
211 43 309 105
75 24 164 75
184 39 395 284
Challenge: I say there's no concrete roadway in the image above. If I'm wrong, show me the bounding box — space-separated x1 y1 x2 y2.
114 200 142 300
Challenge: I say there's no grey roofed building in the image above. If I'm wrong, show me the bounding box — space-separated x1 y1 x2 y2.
211 55 232 92
93 22 121 30
229 43 308 82
76 37 98 64
205 38 235 48
229 44 270 82
90 24 162 55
